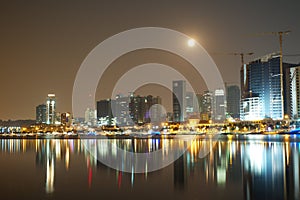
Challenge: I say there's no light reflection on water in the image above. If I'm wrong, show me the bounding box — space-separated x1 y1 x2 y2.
0 136 300 200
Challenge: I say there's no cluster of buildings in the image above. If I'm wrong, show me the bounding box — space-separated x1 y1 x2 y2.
34 53 300 129
85 81 240 127
35 94 72 126
90 53 300 127
93 94 164 127
171 80 236 123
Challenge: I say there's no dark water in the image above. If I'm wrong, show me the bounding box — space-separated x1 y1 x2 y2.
0 135 299 200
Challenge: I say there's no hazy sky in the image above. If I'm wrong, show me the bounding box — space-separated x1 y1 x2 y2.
0 1 299 119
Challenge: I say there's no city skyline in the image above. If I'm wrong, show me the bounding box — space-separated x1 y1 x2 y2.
1 1 300 120
1 2 300 200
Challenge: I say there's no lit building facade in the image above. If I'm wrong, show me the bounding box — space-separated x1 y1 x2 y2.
173 80 186 122
85 108 97 126
198 91 213 122
186 91 199 118
46 94 56 125
114 95 132 126
146 95 163 123
36 104 47 124
61 112 72 126
97 94 162 126
240 96 262 121
240 53 292 120
129 95 147 125
290 66 300 119
240 64 250 99
96 99 115 125
213 89 226 122
55 112 61 125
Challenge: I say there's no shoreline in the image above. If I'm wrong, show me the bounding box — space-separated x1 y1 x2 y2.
0 132 300 141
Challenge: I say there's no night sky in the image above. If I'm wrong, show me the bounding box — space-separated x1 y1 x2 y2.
0 1 299 120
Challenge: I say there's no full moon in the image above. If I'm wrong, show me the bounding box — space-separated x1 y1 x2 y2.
187 38 196 47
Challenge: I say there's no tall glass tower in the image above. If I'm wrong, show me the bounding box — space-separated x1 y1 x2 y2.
226 85 240 119
213 89 226 122
36 104 47 124
173 80 186 122
240 53 289 120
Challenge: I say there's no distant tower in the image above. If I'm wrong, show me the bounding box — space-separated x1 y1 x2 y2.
148 96 164 123
213 89 226 122
96 99 114 125
46 94 56 125
186 91 199 119
226 85 240 119
173 80 186 122
85 108 97 126
114 95 131 126
36 104 47 124
198 91 213 121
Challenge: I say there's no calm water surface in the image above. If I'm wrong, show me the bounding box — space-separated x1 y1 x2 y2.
0 135 299 200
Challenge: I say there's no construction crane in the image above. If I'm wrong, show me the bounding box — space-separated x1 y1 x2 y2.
283 54 300 57
252 30 291 58
283 54 300 64
252 30 291 119
211 52 254 99
211 52 254 66
228 52 254 99
230 52 254 66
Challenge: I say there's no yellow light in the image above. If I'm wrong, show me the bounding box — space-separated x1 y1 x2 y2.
187 38 196 47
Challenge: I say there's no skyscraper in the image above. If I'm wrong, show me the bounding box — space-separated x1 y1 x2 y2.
61 112 71 126
186 91 199 118
173 80 186 122
85 108 97 126
290 66 300 119
114 95 131 126
240 64 250 99
226 85 240 119
96 99 114 125
213 89 226 122
36 104 46 124
129 95 147 125
198 91 213 122
147 95 163 123
240 53 292 120
46 94 56 125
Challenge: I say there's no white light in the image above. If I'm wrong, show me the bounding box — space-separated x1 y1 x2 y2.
187 39 196 47
215 89 224 96
48 94 55 97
